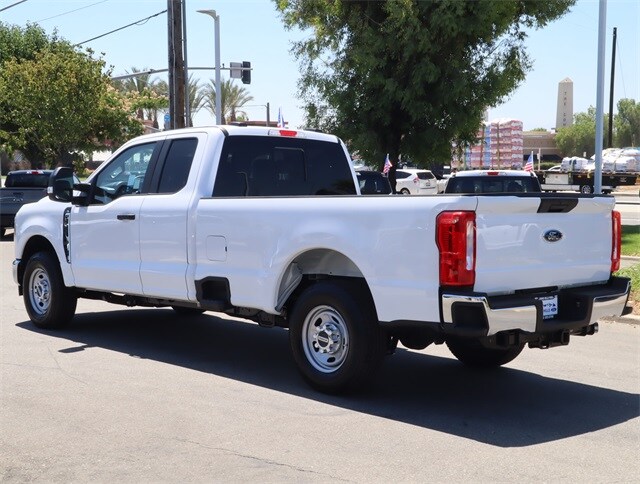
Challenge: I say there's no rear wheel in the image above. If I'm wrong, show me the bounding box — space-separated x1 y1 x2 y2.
580 184 593 194
23 251 77 329
400 188 411 195
446 338 524 367
289 280 383 393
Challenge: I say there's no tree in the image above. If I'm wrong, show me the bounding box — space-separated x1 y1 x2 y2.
204 78 254 123
0 22 57 65
275 0 575 167
614 98 640 147
555 107 597 157
0 23 143 168
186 75 207 126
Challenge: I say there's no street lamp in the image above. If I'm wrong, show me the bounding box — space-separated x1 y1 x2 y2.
198 9 222 124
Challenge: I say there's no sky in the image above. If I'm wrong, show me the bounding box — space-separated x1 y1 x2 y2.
1 0 638 132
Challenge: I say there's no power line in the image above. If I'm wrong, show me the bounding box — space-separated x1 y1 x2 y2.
0 0 28 13
74 9 167 46
36 0 110 23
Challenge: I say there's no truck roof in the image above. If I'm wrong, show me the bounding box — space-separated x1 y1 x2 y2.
127 125 341 144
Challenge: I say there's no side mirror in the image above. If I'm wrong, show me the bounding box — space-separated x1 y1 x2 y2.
48 167 74 202
48 167 91 205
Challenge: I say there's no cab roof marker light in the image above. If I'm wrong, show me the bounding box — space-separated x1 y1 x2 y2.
268 129 304 138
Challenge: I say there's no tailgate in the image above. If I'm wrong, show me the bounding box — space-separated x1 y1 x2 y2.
473 195 616 294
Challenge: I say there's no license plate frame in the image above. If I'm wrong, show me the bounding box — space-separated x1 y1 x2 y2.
537 295 558 320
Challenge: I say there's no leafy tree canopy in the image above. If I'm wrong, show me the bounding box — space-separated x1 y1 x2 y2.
0 22 142 168
554 98 638 157
614 98 640 147
555 107 602 157
0 22 65 65
276 0 575 167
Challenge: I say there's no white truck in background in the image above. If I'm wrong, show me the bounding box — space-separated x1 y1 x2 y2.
12 126 630 393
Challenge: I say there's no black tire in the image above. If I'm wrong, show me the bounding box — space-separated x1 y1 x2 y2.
23 251 77 329
289 280 383 394
171 306 205 316
580 184 593 194
400 188 411 195
446 338 524 368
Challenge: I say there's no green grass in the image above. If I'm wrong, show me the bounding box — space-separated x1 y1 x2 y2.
619 225 640 310
616 263 639 309
621 225 640 257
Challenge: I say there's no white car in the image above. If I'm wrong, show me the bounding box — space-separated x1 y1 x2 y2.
395 168 437 195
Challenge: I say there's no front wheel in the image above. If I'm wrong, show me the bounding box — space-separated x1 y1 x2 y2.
446 338 524 368
23 251 77 329
289 281 383 393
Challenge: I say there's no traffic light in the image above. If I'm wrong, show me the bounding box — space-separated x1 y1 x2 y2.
242 61 251 84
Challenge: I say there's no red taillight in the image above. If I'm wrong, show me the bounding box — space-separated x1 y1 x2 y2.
611 210 621 272
437 211 476 286
413 176 419 184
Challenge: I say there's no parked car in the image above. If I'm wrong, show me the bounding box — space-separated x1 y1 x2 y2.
1 170 53 237
395 168 437 195
355 170 392 195
443 170 541 194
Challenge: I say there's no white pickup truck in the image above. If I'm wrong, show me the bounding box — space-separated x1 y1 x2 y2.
12 126 630 393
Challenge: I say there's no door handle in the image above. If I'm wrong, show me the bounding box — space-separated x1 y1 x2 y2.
117 214 136 220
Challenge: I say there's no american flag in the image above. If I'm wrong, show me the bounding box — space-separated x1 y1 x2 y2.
277 108 285 128
382 154 392 174
524 152 534 172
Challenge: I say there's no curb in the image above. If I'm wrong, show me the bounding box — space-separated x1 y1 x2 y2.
601 314 640 325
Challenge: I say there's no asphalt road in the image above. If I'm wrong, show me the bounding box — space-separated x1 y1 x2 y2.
614 191 640 226
1 238 639 483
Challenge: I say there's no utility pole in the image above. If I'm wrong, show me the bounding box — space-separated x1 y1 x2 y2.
607 27 617 148
167 0 186 129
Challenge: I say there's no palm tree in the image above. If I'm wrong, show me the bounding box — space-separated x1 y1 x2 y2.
155 76 206 127
204 78 254 123
186 75 206 126
114 67 158 120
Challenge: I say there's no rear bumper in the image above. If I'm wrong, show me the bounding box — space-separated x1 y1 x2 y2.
441 276 630 338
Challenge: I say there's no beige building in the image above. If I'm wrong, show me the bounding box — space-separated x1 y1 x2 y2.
523 130 562 162
556 78 574 129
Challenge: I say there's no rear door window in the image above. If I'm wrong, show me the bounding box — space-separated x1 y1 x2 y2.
155 138 198 194
212 136 356 197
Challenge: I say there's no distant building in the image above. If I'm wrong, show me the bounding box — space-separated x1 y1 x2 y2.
523 130 562 162
556 78 573 129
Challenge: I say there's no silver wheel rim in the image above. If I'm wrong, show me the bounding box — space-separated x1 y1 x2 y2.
302 305 349 373
28 267 51 316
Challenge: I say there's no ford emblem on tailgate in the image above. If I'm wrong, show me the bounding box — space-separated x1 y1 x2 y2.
543 229 563 242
